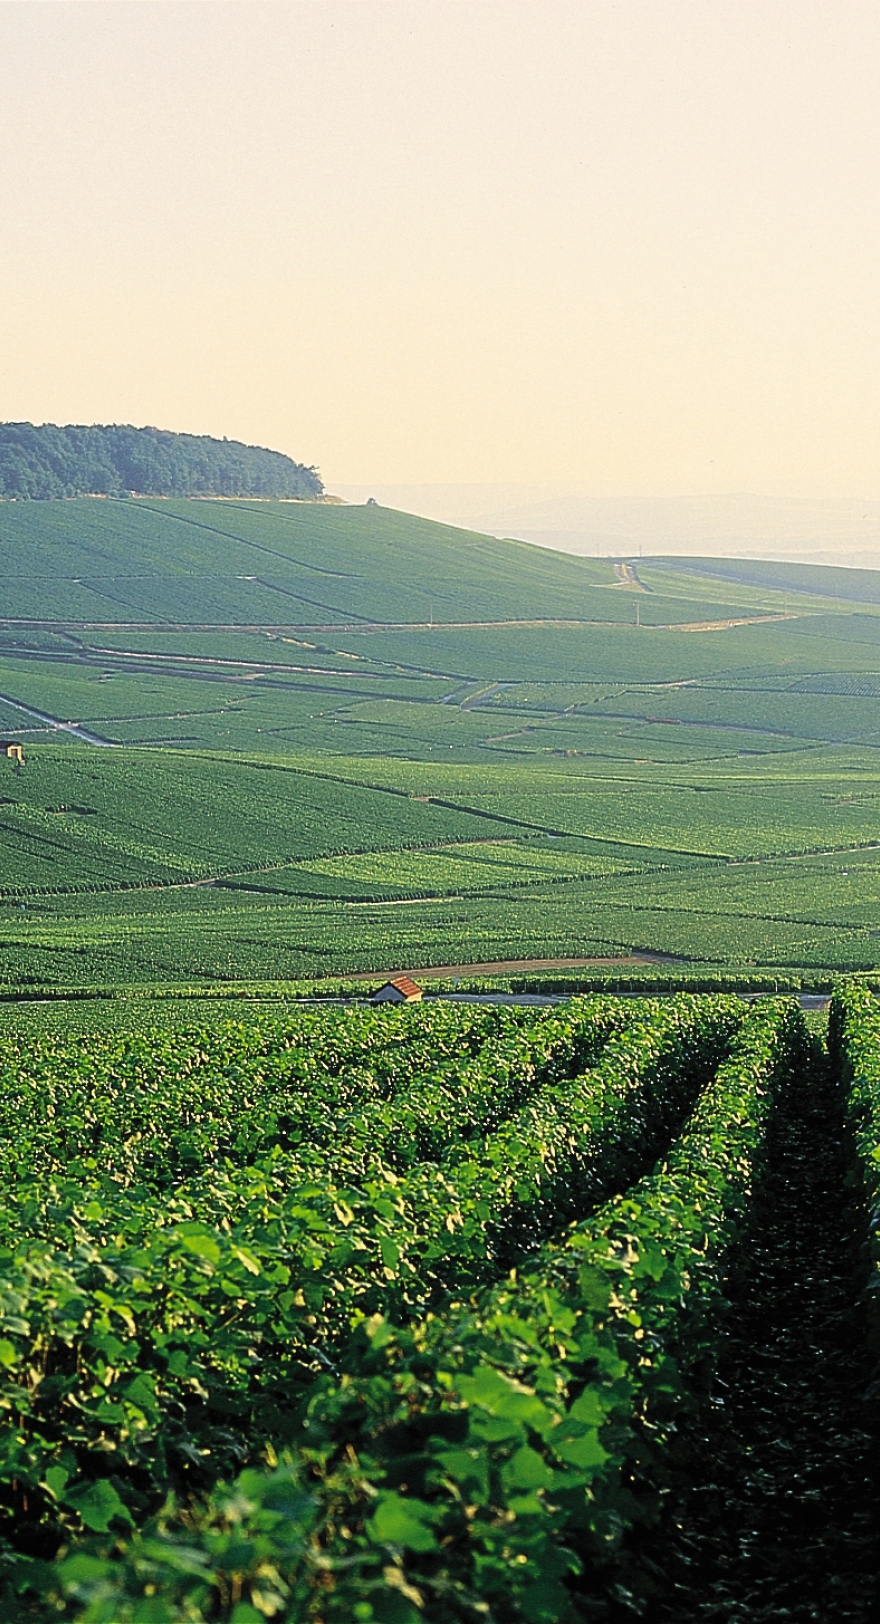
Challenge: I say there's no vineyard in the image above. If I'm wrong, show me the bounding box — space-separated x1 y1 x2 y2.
0 988 877 1620
3 500 880 1616
1 505 880 979
5 747 880 988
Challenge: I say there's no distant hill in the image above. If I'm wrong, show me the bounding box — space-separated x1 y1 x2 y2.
0 423 323 500
0 495 862 629
0 496 651 625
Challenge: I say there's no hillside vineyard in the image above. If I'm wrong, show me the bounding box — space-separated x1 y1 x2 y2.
0 497 878 1617
0 990 874 1618
0 499 878 983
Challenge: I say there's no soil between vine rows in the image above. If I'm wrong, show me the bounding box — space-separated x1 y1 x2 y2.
653 1041 878 1620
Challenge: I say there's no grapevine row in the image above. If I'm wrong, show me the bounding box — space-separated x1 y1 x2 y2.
0 1000 625 1191
45 997 806 1623
0 996 743 1602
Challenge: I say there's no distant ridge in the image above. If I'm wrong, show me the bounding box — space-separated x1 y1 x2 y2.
0 423 323 500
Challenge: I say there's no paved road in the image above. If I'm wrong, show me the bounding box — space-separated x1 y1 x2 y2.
0 690 116 745
433 991 830 1010
299 991 831 1010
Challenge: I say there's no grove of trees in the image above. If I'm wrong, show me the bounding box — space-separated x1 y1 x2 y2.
0 422 323 500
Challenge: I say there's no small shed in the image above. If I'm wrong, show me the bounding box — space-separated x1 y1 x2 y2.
0 742 24 772
371 975 423 1004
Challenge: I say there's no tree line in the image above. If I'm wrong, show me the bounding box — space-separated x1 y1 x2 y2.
0 423 323 499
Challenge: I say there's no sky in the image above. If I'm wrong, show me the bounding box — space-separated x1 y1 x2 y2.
2 1 880 510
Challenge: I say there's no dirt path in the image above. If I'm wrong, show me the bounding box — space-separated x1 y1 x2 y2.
654 1043 876 1620
0 690 116 746
347 952 676 980
0 612 801 634
612 561 647 589
667 612 796 632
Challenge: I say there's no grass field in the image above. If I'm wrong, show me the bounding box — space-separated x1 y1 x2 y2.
0 498 880 987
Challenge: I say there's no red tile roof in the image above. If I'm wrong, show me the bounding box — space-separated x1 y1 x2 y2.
389 975 422 999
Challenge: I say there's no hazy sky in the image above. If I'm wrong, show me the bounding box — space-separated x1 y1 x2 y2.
2 1 880 495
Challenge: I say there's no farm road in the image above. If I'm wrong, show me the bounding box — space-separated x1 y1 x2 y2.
430 991 828 1010
0 611 801 634
655 1041 876 1621
0 690 116 746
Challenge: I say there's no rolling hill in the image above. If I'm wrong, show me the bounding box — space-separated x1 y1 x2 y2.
0 495 878 989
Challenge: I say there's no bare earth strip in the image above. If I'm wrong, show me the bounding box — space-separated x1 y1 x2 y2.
664 613 794 632
348 952 674 980
0 613 798 634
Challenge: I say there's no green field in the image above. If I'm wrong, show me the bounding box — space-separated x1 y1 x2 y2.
0 497 880 987
0 990 875 1620
1 503 880 1616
